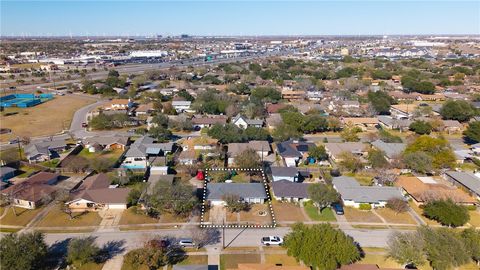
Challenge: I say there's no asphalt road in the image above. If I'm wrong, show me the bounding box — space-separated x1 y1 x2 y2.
41 226 398 251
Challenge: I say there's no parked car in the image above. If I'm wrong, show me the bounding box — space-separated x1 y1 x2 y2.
332 203 344 215
81 122 88 128
261 236 283 246
178 238 195 247
9 138 19 144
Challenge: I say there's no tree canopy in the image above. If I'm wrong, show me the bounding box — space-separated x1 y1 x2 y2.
143 181 198 217
307 184 339 210
284 223 360 270
440 100 476 122
234 148 262 168
409 120 433 135
404 136 455 170
0 232 48 270
423 199 470 227
463 121 480 143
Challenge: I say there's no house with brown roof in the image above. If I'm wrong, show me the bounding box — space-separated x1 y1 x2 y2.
266 103 287 114
0 172 60 209
178 150 197 165
191 115 228 129
227 141 271 166
324 142 367 162
395 175 477 205
342 117 379 131
66 174 130 211
104 99 131 111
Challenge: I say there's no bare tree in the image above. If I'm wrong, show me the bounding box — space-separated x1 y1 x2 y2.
190 227 221 249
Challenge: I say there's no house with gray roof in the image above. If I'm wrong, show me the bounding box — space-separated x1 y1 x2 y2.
83 135 129 151
332 176 404 208
271 180 310 202
231 114 264 129
270 167 299 182
444 171 480 200
370 140 406 162
277 139 315 167
121 136 174 169
0 166 16 181
227 141 270 166
378 116 412 131
25 140 67 163
324 142 367 162
206 183 267 205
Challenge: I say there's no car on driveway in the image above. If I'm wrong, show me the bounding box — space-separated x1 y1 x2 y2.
332 203 344 215
261 236 283 246
178 238 195 247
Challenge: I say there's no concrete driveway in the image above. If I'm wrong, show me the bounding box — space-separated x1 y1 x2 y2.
209 205 226 224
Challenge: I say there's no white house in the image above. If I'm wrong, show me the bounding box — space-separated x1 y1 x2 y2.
270 167 299 182
172 100 192 112
231 114 264 129
206 183 267 206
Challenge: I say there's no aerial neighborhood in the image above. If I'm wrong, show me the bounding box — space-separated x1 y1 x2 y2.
1 30 480 270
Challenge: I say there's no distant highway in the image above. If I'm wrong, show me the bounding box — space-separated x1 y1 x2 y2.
5 50 297 93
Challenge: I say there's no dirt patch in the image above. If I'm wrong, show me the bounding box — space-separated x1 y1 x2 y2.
272 201 306 222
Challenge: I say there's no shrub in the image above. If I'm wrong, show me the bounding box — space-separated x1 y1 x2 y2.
386 198 409 213
423 199 469 227
359 203 372 210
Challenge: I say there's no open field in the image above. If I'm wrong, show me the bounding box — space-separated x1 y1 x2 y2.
344 208 382 223
0 206 44 226
0 95 95 141
220 254 261 270
35 205 102 228
119 207 159 225
375 208 416 224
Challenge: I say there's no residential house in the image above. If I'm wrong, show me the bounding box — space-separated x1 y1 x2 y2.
181 137 218 152
191 115 228 129
444 171 480 201
83 135 129 152
234 264 309 270
113 87 127 96
370 140 406 163
25 140 67 163
135 103 155 116
122 136 174 169
390 104 417 119
149 166 169 176
342 117 378 131
281 89 305 101
104 99 131 111
66 174 130 211
442 120 463 134
306 90 323 101
0 172 59 209
332 176 404 208
377 116 412 131
277 140 315 167
227 141 270 166
271 180 310 202
324 142 367 162
172 100 192 113
395 175 477 205
266 103 287 114
270 167 299 182
231 114 264 129
178 150 197 165
0 166 16 181
206 183 267 205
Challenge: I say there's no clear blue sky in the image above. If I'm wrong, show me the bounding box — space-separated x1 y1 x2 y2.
1 1 479 36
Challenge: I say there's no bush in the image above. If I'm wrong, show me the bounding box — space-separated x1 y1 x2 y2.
423 199 469 227
386 198 409 213
466 205 477 211
359 203 372 210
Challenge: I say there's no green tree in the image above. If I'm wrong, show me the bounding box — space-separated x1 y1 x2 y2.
387 231 427 268
404 136 455 170
409 120 433 135
143 181 198 217
423 199 469 227
308 145 328 161
341 126 361 142
284 223 360 270
463 121 480 143
461 228 480 264
367 148 389 168
222 193 250 212
368 91 394 114
67 237 100 267
403 151 433 174
272 123 303 142
148 126 172 142
234 148 262 168
307 184 339 210
207 124 246 143
250 87 281 103
338 152 363 172
440 100 475 122
0 232 48 270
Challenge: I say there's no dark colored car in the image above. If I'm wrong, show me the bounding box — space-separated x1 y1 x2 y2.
332 203 344 215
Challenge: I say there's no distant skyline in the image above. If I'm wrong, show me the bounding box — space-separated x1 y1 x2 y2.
1 1 479 37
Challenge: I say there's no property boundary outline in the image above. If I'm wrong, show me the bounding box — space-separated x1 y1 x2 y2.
200 167 277 229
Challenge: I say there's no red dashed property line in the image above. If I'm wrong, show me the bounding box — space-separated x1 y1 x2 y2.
200 167 276 229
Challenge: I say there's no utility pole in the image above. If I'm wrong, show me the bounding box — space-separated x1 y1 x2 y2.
16 136 22 160
222 218 225 249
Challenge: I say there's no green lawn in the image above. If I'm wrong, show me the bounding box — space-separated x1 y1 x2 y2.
0 206 44 226
17 165 38 178
119 206 159 225
304 202 336 221
220 254 261 270
39 158 60 168
36 205 102 228
177 255 208 265
77 148 123 163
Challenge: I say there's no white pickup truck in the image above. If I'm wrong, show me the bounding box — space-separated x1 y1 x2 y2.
261 236 283 246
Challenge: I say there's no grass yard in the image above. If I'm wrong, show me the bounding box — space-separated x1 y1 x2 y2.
230 173 251 183
16 164 39 178
77 148 124 163
36 205 102 227
375 208 416 224
0 206 44 226
360 254 405 269
468 210 480 227
0 95 95 142
159 212 189 223
177 255 208 265
345 172 374 186
272 202 307 222
76 262 105 270
304 202 336 221
265 254 300 266
119 207 159 225
344 207 382 223
220 254 261 270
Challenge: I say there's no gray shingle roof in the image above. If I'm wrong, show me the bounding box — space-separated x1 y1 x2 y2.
371 140 406 159
0 166 16 177
271 167 299 178
25 140 67 157
277 140 315 158
332 176 404 203
445 171 480 196
124 136 173 157
272 180 309 198
207 183 267 200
